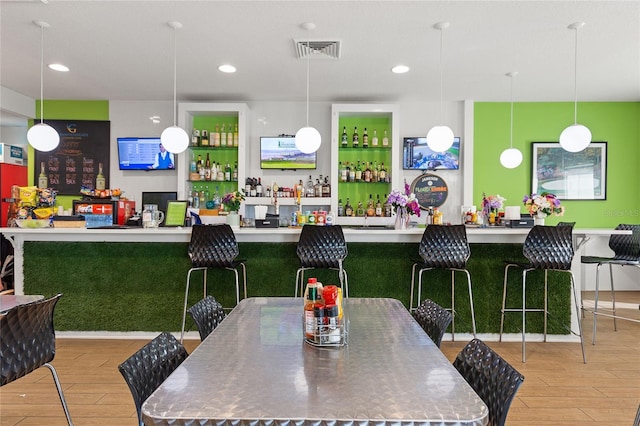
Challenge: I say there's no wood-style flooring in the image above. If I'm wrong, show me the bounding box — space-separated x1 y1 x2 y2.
1 292 638 426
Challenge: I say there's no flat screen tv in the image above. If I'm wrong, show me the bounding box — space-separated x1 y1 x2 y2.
402 136 460 170
260 136 316 170
117 137 176 170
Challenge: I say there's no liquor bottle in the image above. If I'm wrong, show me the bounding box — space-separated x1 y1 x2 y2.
225 162 231 181
340 162 348 182
345 198 354 217
220 124 227 146
217 162 224 181
355 201 365 217
213 124 221 147
199 159 206 181
322 176 331 197
192 186 200 208
256 177 263 197
38 162 48 189
190 153 197 173
196 154 203 172
345 162 351 182
379 162 387 183
187 187 194 207
337 199 344 216
355 160 362 182
352 126 359 148
375 194 383 217
204 154 212 180
341 126 348 147
366 194 375 217
383 194 392 217
362 128 369 148
371 129 379 147
213 186 221 209
96 163 106 190
227 125 233 147
349 162 356 182
232 161 238 181
201 129 210 146
233 123 239 147
364 162 371 183
372 161 379 182
382 129 389 146
314 178 322 198
191 128 201 146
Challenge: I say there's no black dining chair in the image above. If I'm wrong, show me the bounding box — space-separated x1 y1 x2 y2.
410 224 476 340
0 293 73 425
295 225 349 298
180 224 246 342
118 332 189 426
500 225 586 363
581 224 640 344
412 298 453 348
187 295 226 341
453 338 525 426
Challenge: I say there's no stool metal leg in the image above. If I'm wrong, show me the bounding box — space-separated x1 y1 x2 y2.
610 263 617 332
462 268 476 338
593 263 602 344
569 272 587 364
450 270 456 341
44 363 73 426
522 268 529 363
500 264 517 341
543 269 548 342
410 263 418 311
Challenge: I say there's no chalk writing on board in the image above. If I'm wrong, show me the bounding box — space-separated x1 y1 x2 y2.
410 173 449 209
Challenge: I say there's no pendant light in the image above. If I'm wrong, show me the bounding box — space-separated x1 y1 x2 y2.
426 21 454 153
295 22 321 155
500 72 523 169
27 20 60 152
559 22 591 153
160 21 189 154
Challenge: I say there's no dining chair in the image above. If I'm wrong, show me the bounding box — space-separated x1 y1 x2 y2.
453 338 524 426
295 224 349 298
410 224 476 340
180 224 246 342
0 293 73 425
411 298 453 348
118 332 189 426
187 295 226 341
581 224 640 344
500 224 586 363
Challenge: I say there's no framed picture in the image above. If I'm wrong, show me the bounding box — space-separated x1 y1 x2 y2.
164 200 188 227
531 142 607 200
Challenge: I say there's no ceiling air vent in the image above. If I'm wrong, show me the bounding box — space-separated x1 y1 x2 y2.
293 39 342 59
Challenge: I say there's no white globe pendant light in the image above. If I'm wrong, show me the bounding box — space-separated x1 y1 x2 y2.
559 22 591 153
27 21 60 152
426 22 454 153
500 72 523 169
160 21 189 154
295 22 321 155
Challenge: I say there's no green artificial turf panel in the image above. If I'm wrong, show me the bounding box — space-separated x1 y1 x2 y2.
24 241 570 333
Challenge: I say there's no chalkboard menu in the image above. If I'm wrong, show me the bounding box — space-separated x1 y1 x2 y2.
410 173 449 209
34 120 110 195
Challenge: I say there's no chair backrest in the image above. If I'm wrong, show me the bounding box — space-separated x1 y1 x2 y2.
418 224 470 269
187 295 226 341
296 225 348 268
523 225 574 270
557 221 576 229
609 224 640 262
188 224 239 268
412 299 453 348
1 293 63 386
118 332 188 426
453 338 524 426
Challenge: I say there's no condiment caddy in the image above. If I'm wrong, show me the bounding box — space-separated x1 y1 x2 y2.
303 279 347 347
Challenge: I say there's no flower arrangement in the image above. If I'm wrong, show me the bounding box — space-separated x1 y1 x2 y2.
387 182 421 216
481 193 505 216
523 192 564 218
221 189 245 212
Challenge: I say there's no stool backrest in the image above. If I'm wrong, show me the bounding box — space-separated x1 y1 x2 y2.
523 225 574 270
188 296 226 341
412 299 453 348
296 225 348 268
418 224 470 269
188 224 239 268
610 224 640 262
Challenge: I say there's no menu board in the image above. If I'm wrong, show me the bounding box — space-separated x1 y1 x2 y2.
34 120 110 195
410 173 449 209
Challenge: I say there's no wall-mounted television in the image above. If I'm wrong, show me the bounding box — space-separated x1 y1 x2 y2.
117 137 176 170
260 136 316 170
403 136 460 170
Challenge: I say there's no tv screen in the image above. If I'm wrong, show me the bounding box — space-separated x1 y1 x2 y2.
117 137 176 170
403 136 460 170
260 136 316 170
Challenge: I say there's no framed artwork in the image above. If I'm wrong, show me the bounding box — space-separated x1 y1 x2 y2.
531 142 607 200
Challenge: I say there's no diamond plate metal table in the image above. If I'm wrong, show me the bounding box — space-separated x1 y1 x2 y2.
142 297 488 426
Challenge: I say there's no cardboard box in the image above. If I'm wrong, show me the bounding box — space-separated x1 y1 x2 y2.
0 143 26 165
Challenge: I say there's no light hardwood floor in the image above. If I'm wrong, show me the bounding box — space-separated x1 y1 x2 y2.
1 292 638 426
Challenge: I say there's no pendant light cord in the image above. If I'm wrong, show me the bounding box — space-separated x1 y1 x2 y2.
305 29 310 127
572 27 579 125
39 23 44 124
438 27 444 125
509 74 514 149
172 26 178 127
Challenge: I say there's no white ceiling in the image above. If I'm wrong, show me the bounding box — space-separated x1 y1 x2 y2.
1 0 639 124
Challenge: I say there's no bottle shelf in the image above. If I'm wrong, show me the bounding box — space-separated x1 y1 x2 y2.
244 197 329 206
338 146 391 151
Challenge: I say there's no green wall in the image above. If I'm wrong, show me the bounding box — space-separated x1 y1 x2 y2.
474 102 640 227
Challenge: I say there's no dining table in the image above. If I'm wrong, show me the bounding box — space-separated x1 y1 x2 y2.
142 297 488 426
0 294 44 312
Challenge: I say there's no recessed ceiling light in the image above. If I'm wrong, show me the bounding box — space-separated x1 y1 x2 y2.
391 65 410 74
218 64 237 73
48 63 69 72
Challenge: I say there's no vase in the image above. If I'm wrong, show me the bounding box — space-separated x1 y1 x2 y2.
534 212 546 226
227 211 240 228
394 207 410 230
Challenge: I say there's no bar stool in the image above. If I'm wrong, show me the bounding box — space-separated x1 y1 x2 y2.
500 225 586 363
410 224 476 340
295 225 348 298
581 224 640 344
180 224 246 342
